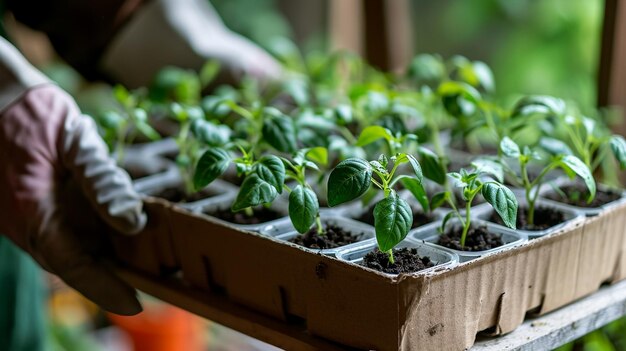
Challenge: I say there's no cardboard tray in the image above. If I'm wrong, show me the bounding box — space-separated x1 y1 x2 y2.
112 197 626 351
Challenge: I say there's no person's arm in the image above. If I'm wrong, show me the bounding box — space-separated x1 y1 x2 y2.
0 37 146 315
5 0 282 87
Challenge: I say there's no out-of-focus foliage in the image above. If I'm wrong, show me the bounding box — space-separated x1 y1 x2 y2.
211 0 293 49
412 0 602 110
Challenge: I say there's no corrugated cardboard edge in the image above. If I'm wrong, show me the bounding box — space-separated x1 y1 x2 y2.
576 201 626 297
111 197 177 274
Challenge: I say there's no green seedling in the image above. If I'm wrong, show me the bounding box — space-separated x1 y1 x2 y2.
100 85 160 162
327 153 427 263
433 166 518 249
498 136 595 226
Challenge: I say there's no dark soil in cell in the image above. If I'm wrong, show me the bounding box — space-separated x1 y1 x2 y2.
362 248 434 274
490 206 565 231
355 207 436 229
206 207 283 225
545 184 622 208
155 185 220 203
290 224 363 249
438 226 504 251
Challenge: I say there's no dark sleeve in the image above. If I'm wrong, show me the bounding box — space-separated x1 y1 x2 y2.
5 0 147 80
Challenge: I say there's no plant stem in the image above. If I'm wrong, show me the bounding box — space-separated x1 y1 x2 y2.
387 249 395 264
315 215 324 235
244 207 254 217
521 161 534 226
460 198 472 249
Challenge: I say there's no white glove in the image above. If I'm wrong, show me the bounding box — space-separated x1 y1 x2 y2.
101 0 283 88
0 37 146 315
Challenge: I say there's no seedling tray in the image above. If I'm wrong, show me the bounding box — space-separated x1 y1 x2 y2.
111 195 626 350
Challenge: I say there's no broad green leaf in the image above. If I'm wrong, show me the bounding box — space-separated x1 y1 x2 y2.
262 108 297 153
200 60 221 88
500 137 521 158
540 137 573 156
289 185 319 234
305 147 328 166
431 191 449 210
610 135 626 169
327 158 372 207
472 159 503 183
559 155 596 202
232 174 278 212
512 95 566 118
191 119 231 146
193 148 230 190
356 126 393 147
437 81 481 103
400 177 429 213
418 147 446 185
252 155 285 194
374 191 413 252
482 183 518 229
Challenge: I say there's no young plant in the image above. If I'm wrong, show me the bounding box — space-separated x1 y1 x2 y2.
434 166 518 248
541 110 626 183
498 136 596 226
327 153 426 263
100 85 160 162
281 148 328 234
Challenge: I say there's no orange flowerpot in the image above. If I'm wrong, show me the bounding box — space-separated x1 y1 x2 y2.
108 302 204 351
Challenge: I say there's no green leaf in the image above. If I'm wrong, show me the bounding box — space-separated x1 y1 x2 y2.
374 191 413 252
327 158 372 207
356 126 393 147
610 135 626 169
232 174 279 212
540 137 573 156
472 159 503 183
262 108 297 153
437 81 481 103
289 185 319 234
418 147 446 184
431 191 449 210
252 156 285 194
191 119 231 146
113 85 132 107
440 212 456 234
305 147 328 166
400 177 429 213
559 155 596 202
482 183 518 229
512 95 566 118
406 154 424 183
193 148 230 190
200 60 221 88
500 137 521 158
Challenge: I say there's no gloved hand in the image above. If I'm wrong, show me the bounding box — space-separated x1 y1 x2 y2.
100 0 283 88
0 39 146 315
